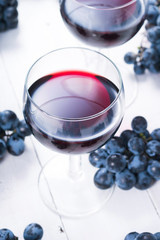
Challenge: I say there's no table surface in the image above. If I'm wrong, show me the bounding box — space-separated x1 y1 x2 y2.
1 1 160 239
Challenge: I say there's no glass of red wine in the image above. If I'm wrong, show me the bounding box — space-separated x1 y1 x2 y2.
59 0 146 107
23 47 125 217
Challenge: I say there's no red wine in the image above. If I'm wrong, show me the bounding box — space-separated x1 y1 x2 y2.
60 0 145 47
24 70 123 154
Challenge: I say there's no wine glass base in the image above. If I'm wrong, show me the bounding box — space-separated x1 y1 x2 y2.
38 154 115 218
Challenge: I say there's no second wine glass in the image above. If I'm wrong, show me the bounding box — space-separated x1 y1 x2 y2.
59 0 146 107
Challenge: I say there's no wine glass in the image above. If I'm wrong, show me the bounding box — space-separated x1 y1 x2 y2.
59 0 146 107
23 47 125 217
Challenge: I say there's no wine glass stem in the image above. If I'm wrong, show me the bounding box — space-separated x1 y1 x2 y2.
68 155 83 180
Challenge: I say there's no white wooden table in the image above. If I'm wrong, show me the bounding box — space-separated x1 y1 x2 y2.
0 0 160 239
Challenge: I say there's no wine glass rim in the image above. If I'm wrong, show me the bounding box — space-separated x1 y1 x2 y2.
24 47 124 122
69 0 139 10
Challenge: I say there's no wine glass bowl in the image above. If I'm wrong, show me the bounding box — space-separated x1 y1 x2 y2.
60 0 146 48
23 47 125 217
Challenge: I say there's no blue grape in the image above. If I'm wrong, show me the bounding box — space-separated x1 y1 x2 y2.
154 232 160 240
147 160 160 179
128 154 147 173
135 171 155 190
142 47 159 65
23 223 43 240
148 62 160 73
131 116 148 133
120 129 137 148
146 140 160 157
124 232 139 240
151 128 160 141
3 6 18 21
133 61 146 75
147 26 160 44
16 119 31 138
146 5 160 24
0 0 18 31
154 43 160 54
89 148 108 168
106 153 126 173
105 137 125 154
0 228 16 240
124 52 137 64
7 133 25 156
115 169 136 190
128 137 145 155
135 232 156 240
0 110 19 130
94 168 115 189
0 0 10 6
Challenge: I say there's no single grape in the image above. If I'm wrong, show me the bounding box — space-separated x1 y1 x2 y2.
94 168 115 189
23 223 43 240
147 26 160 44
3 6 18 20
124 52 137 64
147 160 160 179
146 140 160 157
154 232 160 240
135 232 156 240
128 154 147 173
151 128 160 141
120 129 137 148
115 169 136 190
146 5 160 24
16 119 31 138
105 137 125 154
106 153 126 173
124 232 139 240
142 48 159 66
7 133 25 156
0 0 10 6
133 61 146 75
148 61 160 73
0 228 16 240
0 110 19 130
135 171 155 190
89 148 108 168
131 116 148 133
128 137 145 155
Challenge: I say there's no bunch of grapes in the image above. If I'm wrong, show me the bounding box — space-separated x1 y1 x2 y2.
89 116 160 191
0 0 18 32
0 109 31 158
124 0 160 75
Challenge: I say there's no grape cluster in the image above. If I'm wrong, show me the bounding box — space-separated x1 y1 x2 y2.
89 116 160 190
0 0 18 32
0 223 43 240
124 231 160 240
0 109 31 158
124 0 160 75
